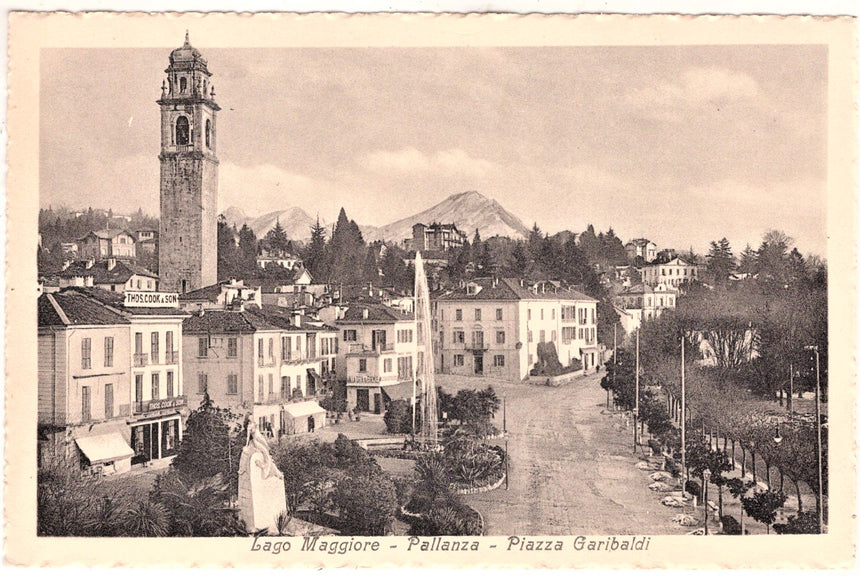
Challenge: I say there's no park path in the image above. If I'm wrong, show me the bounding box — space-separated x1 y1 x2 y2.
438 373 687 535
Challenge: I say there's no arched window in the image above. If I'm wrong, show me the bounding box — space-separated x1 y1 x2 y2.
175 116 189 145
179 77 187 93
205 119 211 148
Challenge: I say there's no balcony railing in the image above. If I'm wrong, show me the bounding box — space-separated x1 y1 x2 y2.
465 343 488 352
346 343 394 355
165 350 178 364
133 395 187 414
257 357 276 367
133 353 148 367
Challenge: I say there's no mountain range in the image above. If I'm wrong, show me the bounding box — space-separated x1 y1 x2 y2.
220 190 529 245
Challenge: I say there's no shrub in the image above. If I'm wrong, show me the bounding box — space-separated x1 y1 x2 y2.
773 511 820 534
331 469 398 536
720 515 742 535
384 399 412 434
408 503 481 536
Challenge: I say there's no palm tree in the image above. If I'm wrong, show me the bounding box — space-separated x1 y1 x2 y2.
124 501 169 537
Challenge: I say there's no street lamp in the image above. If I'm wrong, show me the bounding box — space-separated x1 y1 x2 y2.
804 344 824 533
703 469 711 535
634 329 640 453
503 393 507 434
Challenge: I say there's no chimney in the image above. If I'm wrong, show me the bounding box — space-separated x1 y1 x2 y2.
292 310 302 327
362 308 369 320
62 260 71 270
107 257 116 271
85 258 95 269
198 305 205 317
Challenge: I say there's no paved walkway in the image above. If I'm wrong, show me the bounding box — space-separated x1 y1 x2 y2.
436 373 688 535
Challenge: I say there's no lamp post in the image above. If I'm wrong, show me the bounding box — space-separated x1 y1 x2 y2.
703 469 711 535
503 393 507 434
504 437 509 490
680 336 687 495
804 344 824 533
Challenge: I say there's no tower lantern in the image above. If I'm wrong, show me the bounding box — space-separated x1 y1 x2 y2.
157 32 220 293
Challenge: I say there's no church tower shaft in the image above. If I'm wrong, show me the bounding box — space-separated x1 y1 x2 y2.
158 33 220 293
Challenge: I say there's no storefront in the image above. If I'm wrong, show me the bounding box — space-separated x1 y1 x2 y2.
130 414 182 466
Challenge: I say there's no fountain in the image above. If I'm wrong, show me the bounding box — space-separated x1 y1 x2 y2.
413 251 438 446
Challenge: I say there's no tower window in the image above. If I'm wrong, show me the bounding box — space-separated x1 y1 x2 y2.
180 77 187 92
205 119 211 148
176 116 190 145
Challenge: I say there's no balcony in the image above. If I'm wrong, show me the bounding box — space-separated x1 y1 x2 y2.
133 395 187 414
165 350 178 364
133 353 148 367
346 343 394 356
257 357 276 368
465 342 488 352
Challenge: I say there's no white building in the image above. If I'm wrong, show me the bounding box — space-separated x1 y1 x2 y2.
433 278 600 381
641 257 702 289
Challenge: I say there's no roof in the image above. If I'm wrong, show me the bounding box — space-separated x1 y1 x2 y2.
38 291 130 327
381 381 415 403
644 256 698 268
338 304 415 324
48 260 158 284
59 286 187 317
179 282 226 302
434 278 597 303
182 308 281 334
75 433 134 464
619 284 677 296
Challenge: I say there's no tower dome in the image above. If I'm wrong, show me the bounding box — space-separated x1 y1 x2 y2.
167 31 209 72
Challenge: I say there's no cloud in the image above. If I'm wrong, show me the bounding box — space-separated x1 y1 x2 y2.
360 147 496 179
626 66 762 122
218 162 333 215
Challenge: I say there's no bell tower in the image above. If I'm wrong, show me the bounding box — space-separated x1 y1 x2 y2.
158 32 220 293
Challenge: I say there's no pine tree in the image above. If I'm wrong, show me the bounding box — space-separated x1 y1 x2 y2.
303 216 329 281
328 208 367 286
263 218 290 256
237 224 258 278
706 237 736 285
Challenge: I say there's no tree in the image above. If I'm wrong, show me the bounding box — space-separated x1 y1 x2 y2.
149 470 246 536
303 216 329 281
170 392 245 497
217 216 240 281
262 218 290 256
741 489 787 534
331 469 398 535
328 208 367 286
773 511 820 534
706 238 736 285
383 399 413 434
237 224 259 277
271 439 336 515
123 501 170 537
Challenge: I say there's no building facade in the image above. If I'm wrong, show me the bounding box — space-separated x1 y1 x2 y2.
334 304 419 414
411 222 468 253
624 238 658 262
158 33 220 293
38 287 188 475
641 257 702 288
182 305 335 437
433 278 600 381
77 229 137 261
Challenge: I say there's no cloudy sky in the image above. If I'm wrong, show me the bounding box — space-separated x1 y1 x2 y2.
40 44 827 255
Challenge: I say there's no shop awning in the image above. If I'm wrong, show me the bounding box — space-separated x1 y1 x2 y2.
75 433 134 464
381 381 415 403
284 400 326 418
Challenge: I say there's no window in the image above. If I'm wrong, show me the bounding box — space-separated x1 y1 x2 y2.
528 309 532 321
281 336 291 360
228 337 238 358
198 337 208 358
268 374 274 396
397 356 413 380
268 338 274 359
562 327 576 344
165 331 174 360
104 336 114 367
205 119 211 148
151 373 160 400
397 329 413 343
496 330 506 344
493 355 505 367
176 115 189 145
539 330 546 343
81 338 92 369
166 372 174 398
453 330 465 344
135 375 143 402
552 309 556 320
179 77 187 92
343 330 357 342
529 354 534 366
551 330 557 342
359 359 367 373
258 376 264 401
296 375 302 389
496 308 503 321
528 330 533 343
454 354 464 367
378 357 391 373
471 331 484 349
104 384 114 419
541 309 544 320
474 308 482 321
258 339 264 361
280 376 288 398
455 309 462 321
151 332 159 364
81 386 91 422
198 373 207 395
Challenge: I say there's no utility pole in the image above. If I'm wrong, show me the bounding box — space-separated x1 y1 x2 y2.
681 336 687 494
612 323 617 410
788 362 794 413
634 329 639 452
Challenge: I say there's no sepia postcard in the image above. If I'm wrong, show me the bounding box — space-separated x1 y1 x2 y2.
4 11 857 568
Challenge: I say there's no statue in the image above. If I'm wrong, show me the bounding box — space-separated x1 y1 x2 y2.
237 422 287 532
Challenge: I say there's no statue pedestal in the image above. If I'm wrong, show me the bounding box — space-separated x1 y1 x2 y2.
238 446 287 532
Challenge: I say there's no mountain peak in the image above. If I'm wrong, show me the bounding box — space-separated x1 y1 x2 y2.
362 190 529 243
